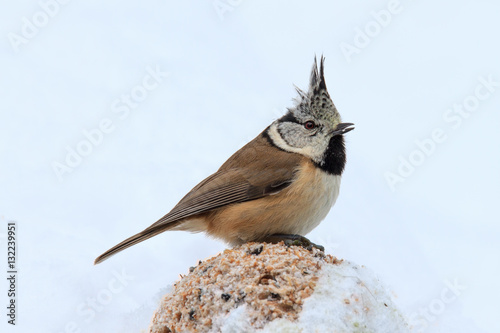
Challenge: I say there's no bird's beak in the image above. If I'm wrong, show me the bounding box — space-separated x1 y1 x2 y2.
329 123 355 136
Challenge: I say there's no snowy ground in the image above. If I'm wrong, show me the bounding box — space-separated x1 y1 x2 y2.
1 1 499 332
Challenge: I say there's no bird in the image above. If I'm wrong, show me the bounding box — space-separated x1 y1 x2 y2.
94 56 354 265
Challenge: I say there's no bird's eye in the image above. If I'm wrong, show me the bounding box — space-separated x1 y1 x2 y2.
304 121 316 130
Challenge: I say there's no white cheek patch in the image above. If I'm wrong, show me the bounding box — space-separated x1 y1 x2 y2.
268 123 323 162
268 123 305 153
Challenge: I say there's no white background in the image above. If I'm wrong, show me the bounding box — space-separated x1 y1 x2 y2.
1 1 499 332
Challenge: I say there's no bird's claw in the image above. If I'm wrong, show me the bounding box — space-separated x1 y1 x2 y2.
261 234 325 252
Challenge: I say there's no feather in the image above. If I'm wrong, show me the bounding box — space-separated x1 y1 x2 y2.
94 132 301 264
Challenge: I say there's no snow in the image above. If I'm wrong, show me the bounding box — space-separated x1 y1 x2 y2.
1 1 499 332
228 261 409 333
267 263 409 333
215 305 253 333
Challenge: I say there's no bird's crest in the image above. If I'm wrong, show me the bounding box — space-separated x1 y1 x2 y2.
291 56 340 123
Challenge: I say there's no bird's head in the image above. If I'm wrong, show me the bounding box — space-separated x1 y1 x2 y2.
268 56 354 170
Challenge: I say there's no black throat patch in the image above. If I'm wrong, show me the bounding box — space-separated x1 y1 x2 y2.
316 135 347 175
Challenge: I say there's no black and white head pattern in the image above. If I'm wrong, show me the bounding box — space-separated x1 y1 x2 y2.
266 56 346 174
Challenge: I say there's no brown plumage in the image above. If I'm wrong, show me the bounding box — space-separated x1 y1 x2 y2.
94 56 353 265
94 132 302 264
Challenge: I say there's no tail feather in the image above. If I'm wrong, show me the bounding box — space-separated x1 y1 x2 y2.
94 221 181 265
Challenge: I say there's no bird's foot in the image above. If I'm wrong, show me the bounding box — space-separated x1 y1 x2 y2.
261 234 324 252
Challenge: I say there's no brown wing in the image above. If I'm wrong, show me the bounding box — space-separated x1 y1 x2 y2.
94 131 302 264
148 130 301 227
148 166 294 228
